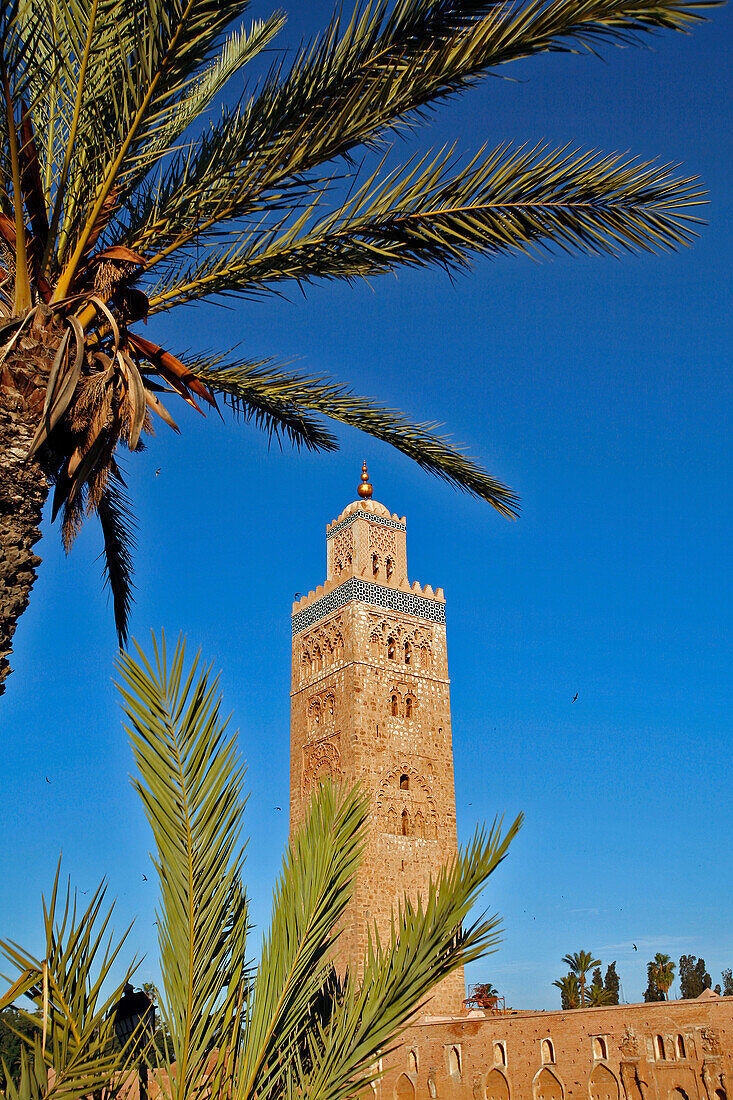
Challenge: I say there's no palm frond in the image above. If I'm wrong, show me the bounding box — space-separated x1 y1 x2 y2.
286 814 523 1100
180 355 520 517
97 479 136 648
117 634 250 1100
145 143 704 315
0 865 136 1100
128 0 714 261
237 782 369 1100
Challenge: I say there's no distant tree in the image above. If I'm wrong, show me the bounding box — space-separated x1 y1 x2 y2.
722 969 733 997
471 983 499 1008
0 1006 37 1089
644 963 665 1002
649 953 676 1000
592 968 603 990
587 982 614 1007
679 955 712 999
553 973 581 1010
604 962 620 1005
562 951 601 1008
714 984 722 995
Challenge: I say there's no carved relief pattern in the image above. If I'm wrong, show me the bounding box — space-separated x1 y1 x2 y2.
367 615 433 668
332 528 353 573
299 616 344 680
368 525 396 564
327 511 405 538
306 688 336 735
376 764 438 838
302 735 341 795
700 1029 721 1056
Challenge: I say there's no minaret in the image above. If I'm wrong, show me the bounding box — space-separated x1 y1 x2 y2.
290 466 464 1014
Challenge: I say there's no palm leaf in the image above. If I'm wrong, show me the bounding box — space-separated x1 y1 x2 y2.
176 354 521 517
293 814 522 1100
97 479 136 648
117 634 250 1100
0 865 137 1100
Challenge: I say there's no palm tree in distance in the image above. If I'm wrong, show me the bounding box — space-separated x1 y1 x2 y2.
649 953 676 1000
553 973 581 1010
562 951 602 1007
0 0 714 693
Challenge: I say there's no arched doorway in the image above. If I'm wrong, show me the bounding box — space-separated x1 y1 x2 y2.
534 1068 564 1100
395 1073 416 1100
485 1069 510 1100
589 1064 620 1100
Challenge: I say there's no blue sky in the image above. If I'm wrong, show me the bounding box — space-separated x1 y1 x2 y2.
2 0 731 1011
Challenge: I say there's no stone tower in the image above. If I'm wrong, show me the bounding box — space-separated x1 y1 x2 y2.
290 467 464 1014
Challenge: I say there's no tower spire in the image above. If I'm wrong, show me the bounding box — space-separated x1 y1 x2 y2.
357 460 373 499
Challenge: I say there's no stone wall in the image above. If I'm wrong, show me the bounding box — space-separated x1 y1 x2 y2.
379 994 733 1100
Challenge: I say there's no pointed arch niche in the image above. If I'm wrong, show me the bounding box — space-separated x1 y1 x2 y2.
394 1074 415 1100
589 1064 620 1100
533 1067 563 1100
485 1069 510 1100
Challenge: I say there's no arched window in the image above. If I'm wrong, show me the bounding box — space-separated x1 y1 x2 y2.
404 641 412 665
386 807 398 835
400 773 409 790
386 557 394 579
592 1037 608 1061
395 1074 416 1100
312 700 321 725
448 1047 461 1077
405 696 413 718
408 1050 418 1075
372 553 379 576
391 694 399 717
541 1039 555 1065
493 1042 507 1067
676 1035 686 1059
414 811 425 838
654 1035 665 1060
589 1064 619 1100
401 809 409 836
387 638 396 660
370 633 380 658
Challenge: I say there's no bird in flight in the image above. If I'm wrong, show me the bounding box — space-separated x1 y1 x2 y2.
294 592 302 600
142 874 148 881
572 693 578 703
274 806 282 811
633 944 638 951
45 776 51 783
155 468 161 477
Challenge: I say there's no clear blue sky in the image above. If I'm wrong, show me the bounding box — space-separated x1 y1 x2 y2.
2 0 731 1011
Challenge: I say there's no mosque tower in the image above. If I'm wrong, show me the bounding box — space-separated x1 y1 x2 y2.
290 466 464 1014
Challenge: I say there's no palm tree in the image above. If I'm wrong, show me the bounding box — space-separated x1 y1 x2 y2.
562 951 602 1007
586 981 614 1007
0 0 710 691
553 973 581 1010
0 635 522 1100
649 953 676 1000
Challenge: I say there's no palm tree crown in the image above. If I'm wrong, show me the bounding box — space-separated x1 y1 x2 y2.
649 953 676 999
0 0 714 679
561 950 602 1007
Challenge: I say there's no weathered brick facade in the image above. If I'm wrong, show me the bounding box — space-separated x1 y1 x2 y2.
290 478 733 1095
290 485 464 1012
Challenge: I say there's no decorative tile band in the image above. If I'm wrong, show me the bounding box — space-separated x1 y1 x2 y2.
292 578 445 634
326 511 406 539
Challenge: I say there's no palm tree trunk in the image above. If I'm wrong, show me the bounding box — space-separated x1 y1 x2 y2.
0 339 52 696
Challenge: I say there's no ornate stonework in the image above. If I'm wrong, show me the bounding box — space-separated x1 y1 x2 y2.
290 492 463 1014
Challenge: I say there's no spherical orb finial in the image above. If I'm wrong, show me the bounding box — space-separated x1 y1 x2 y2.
357 461 373 499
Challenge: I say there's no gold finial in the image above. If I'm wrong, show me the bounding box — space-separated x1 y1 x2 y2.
357 461 373 499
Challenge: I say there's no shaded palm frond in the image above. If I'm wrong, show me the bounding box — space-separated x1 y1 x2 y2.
146 143 705 315
183 355 520 517
128 0 713 260
97 479 136 647
292 814 522 1100
237 783 370 1100
117 635 250 1100
0 866 137 1100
